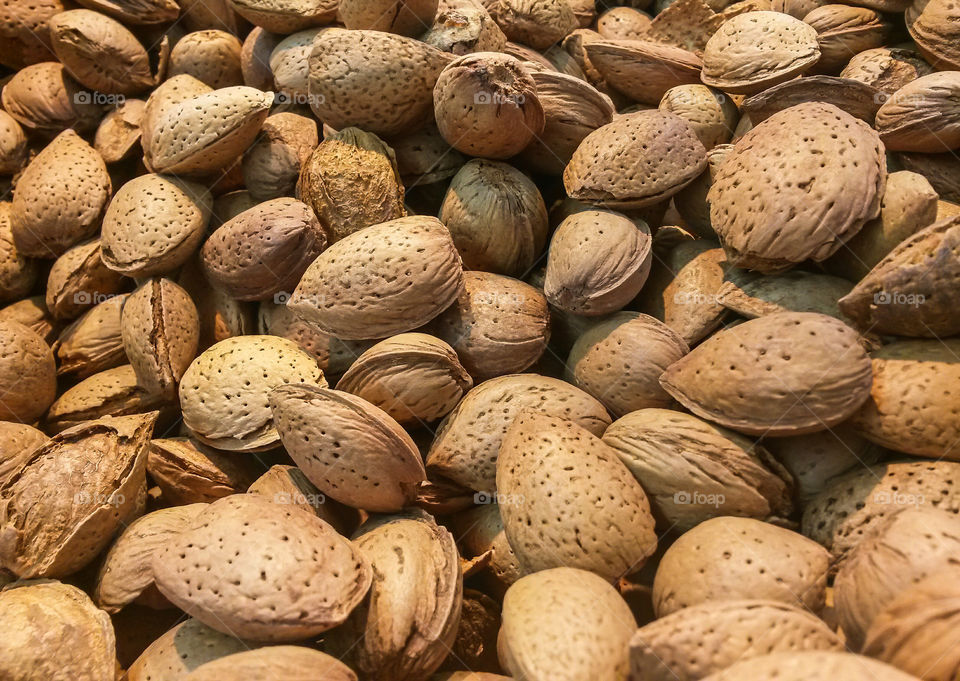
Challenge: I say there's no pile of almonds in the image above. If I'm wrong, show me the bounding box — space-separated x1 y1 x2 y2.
2 0 960 678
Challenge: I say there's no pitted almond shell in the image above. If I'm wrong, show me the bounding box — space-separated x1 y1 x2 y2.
803 5 890 74
801 460 960 560
422 0 508 55
567 311 689 418
202 198 327 301
0 62 102 134
296 127 406 245
0 422 47 486
0 297 60 345
661 312 871 436
439 159 548 277
427 373 611 493
0 320 57 423
178 335 325 452
487 0 578 49
55 292 129 377
140 74 213 160
184 647 358 681
701 11 820 94
148 436 261 505
340 0 439 35
9 129 110 258
289 215 464 340
169 29 244 89
739 75 880 124
708 102 885 272
497 411 657 579
308 29 453 138
701 652 921 681
838 217 960 338
45 364 164 433
659 83 738 149
840 47 935 95
229 0 339 33
94 98 146 164
242 112 319 202
0 110 28 174
0 201 37 303
101 173 212 278
499 567 636 681
269 27 325 98
545 209 652 316
247 464 360 537
126 618 252 681
95 502 208 613
0 581 116 681
603 408 793 531
336 333 472 426
0 411 156 578
45 239 129 321
0 0 63 69
834 507 960 649
652 516 831 616
269 384 426 512
630 600 843 681
908 0 960 71
49 9 156 94
72 0 181 25
564 110 707 209
716 270 853 320
585 39 702 105
147 86 273 176
325 511 462 681
849 339 960 458
153 493 372 642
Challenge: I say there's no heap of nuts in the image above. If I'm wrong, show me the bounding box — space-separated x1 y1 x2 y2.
1 0 960 679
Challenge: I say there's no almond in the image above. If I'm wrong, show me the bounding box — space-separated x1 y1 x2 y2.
148 437 262 505
73 0 181 25
716 270 854 320
0 320 57 423
597 7 652 40
178 258 257 350
803 5 890 74
0 0 63 69
44 364 164 433
567 312 689 418
45 240 128 321
153 493 372 641
0 202 36 303
0 412 156 577
840 47 935 95
451 503 523 593
497 411 657 579
140 74 213 161
603 408 793 531
0 110 28 174
0 296 60 344
55 292 129 378
486 0 578 49
700 652 921 681
564 111 707 209
179 335 325 451
907 0 960 71
168 30 244 89
499 567 636 681
296 127 406 244
94 98 146 164
709 102 885 272
126 618 251 681
739 74 881 125
430 271 550 381
184 647 357 681
202 198 327 302
308 29 453 137
325 511 462 681
426 373 611 493
875 72 960 153
240 26 280 91
0 62 101 134
101 174 213 278
392 123 467 186
0 422 47 485
247 464 360 537
289 215 464 340
10 130 110 258
269 384 426 511
652 516 831 616
340 0 440 35
896 150 960 205
585 39 702 105
228 0 338 33
422 0 508 55
659 83 737 149
243 112 318 202
336 332 472 426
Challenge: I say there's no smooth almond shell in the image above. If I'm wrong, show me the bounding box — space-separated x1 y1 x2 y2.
242 112 319 201
585 39 702 105
148 437 262 505
875 72 960 152
908 0 960 70
184 647 357 681
739 74 881 125
126 617 252 681
0 320 57 423
716 270 853 320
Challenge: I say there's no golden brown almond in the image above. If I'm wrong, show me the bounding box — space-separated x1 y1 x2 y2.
242 112 318 201
0 110 28 174
0 202 37 303
228 0 338 33
184 647 357 681
55 292 129 378
339 0 439 35
0 62 101 134
597 7 652 39
875 72 960 153
168 30 244 89
148 437 262 505
126 618 252 681
0 320 57 423
45 240 128 321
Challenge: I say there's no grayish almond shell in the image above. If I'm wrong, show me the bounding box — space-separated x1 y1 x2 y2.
95 503 208 613
152 493 372 642
126 618 251 681
9 129 110 258
0 320 57 423
801 460 960 561
499 567 636 681
0 412 156 578
544 209 652 316
564 110 707 209
585 39 702 105
566 311 689 418
660 312 872 436
0 581 117 681
652 516 831 616
44 364 164 433
269 384 426 512
45 239 128 321
307 29 453 137
630 599 843 681
101 173 212 278
849 339 960 458
701 11 821 94
325 511 462 681
716 270 854 320
603 408 793 531
148 437 262 505
708 102 885 273
184 647 357 681
838 216 960 337
336 333 473 426
178 335 325 452
392 123 467 186
497 411 657 579
289 215 464 340
700 652 921 681
55 292 129 378
834 507 960 649
426 373 611 493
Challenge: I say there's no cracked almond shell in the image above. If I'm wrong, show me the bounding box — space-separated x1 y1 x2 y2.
497 411 657 579
289 215 464 340
708 102 885 272
0 422 47 486
148 437 262 505
0 320 57 423
421 0 508 55
153 493 372 641
585 39 703 105
840 47 935 95
0 412 156 578
44 364 164 433
269 384 426 512
564 110 707 209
